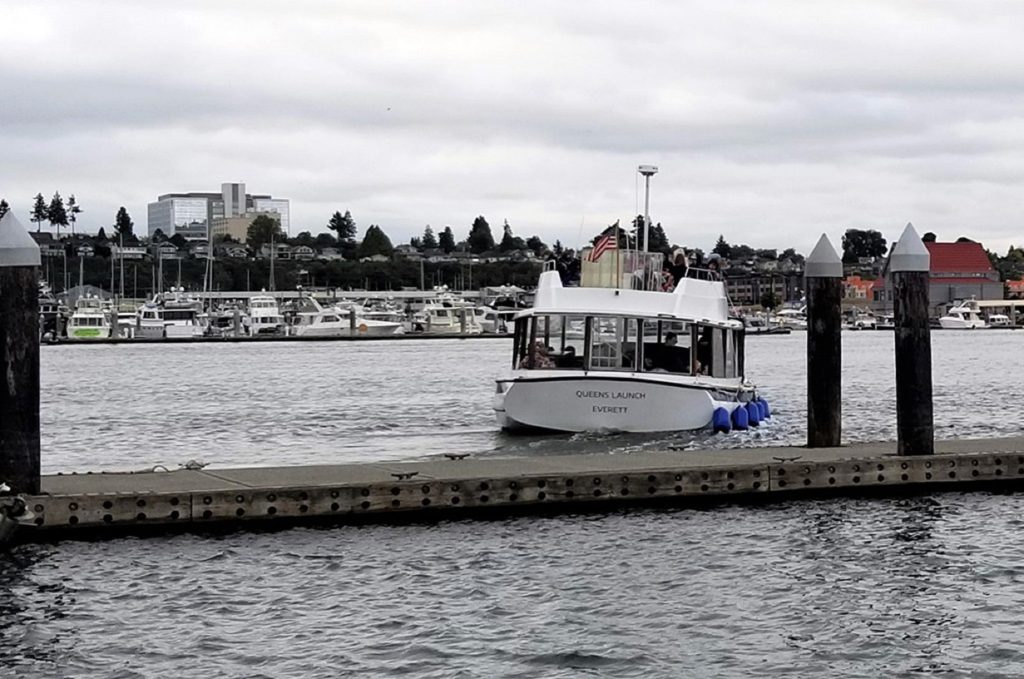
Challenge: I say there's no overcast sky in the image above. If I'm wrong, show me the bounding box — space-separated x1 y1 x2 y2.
3 0 1024 254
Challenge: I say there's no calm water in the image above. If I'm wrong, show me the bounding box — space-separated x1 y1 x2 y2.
4 332 1024 677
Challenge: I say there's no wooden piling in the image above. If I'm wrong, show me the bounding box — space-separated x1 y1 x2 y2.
891 223 934 455
348 306 357 335
805 234 843 448
0 213 41 494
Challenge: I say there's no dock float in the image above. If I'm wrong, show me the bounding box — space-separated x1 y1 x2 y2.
17 436 1024 543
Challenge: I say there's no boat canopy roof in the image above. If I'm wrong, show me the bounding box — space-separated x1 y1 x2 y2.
522 270 739 328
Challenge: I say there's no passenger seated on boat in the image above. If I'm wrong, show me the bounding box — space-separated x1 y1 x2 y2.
554 345 580 368
643 333 691 373
519 340 554 369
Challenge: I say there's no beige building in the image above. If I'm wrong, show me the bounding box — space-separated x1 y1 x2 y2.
211 215 255 242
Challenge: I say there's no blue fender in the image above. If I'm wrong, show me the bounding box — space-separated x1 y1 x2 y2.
760 399 771 419
712 407 731 434
746 401 761 427
732 404 749 431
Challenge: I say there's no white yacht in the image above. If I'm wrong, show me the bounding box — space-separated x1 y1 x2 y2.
413 289 483 334
137 302 166 339
939 298 986 329
67 296 111 340
289 298 403 337
772 307 808 330
248 294 286 336
493 253 763 434
987 313 1012 328
161 288 205 338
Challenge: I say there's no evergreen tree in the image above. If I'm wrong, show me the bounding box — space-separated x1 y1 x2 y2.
151 228 167 243
409 236 423 249
422 225 438 250
553 239 564 256
96 226 108 241
48 192 68 238
439 226 456 253
712 235 732 258
357 224 394 258
0 199 9 220
67 194 82 236
327 210 357 243
498 219 527 252
467 215 495 254
114 207 134 239
31 193 48 232
649 222 669 253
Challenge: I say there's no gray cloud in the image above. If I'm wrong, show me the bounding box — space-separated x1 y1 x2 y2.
2 0 1024 255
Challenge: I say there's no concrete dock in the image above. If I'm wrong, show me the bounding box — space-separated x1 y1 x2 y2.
17 436 1024 543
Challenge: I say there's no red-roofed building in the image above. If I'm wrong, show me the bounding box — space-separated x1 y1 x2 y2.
1007 280 1024 298
843 275 876 300
873 240 1002 314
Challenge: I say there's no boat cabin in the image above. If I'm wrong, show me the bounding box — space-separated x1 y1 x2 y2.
511 315 744 378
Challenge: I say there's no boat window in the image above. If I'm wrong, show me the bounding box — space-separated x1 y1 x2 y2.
641 319 692 374
695 324 714 375
587 316 636 371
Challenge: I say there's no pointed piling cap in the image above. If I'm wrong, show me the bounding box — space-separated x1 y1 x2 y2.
890 222 930 272
804 234 842 278
0 211 41 267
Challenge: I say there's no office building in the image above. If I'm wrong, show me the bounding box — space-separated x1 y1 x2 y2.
147 183 290 238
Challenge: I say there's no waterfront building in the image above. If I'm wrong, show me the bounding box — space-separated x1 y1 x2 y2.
723 272 803 306
873 239 1003 315
843 275 876 300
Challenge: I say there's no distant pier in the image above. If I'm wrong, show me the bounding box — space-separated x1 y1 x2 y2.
17 436 1024 543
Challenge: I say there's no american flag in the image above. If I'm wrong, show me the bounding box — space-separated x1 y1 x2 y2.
587 234 617 262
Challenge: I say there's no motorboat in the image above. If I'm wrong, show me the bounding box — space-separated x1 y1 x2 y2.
288 298 403 337
412 289 483 334
849 309 877 330
987 313 1012 328
939 298 986 329
493 250 762 434
67 296 111 340
206 305 250 336
137 302 166 339
474 306 517 334
875 314 895 330
772 307 808 330
249 294 286 336
38 281 61 340
161 288 205 338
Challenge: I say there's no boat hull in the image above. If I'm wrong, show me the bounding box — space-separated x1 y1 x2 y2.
495 374 750 433
938 317 985 329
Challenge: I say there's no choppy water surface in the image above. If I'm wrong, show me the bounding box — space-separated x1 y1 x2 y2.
4 332 1024 677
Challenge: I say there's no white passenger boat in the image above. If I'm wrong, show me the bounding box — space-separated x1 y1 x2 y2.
493 253 763 434
67 296 111 340
939 298 986 329
249 294 286 336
